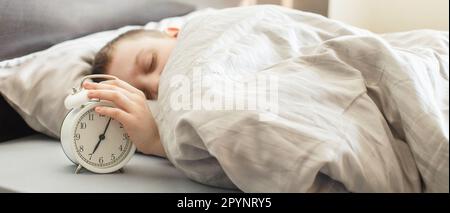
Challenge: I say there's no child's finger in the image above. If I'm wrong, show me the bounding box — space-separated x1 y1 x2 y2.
95 106 130 126
101 79 144 96
88 90 134 112
83 81 133 99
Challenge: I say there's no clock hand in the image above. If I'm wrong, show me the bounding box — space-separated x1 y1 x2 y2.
102 117 112 135
91 118 112 155
91 137 103 155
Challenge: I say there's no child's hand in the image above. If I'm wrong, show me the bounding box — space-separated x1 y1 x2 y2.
83 80 166 157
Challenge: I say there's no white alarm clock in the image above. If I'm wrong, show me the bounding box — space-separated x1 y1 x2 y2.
60 74 136 174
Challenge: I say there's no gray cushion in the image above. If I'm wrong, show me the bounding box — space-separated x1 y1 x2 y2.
0 0 194 141
0 0 195 61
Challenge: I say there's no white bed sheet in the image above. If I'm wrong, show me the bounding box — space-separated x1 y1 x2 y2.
155 5 449 192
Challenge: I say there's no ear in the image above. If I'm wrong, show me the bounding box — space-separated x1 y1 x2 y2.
166 27 179 38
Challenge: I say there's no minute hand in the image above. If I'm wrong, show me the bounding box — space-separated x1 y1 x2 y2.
91 117 112 155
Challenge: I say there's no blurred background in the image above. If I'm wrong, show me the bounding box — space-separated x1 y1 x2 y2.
184 0 449 33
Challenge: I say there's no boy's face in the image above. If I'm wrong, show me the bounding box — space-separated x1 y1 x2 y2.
107 35 177 100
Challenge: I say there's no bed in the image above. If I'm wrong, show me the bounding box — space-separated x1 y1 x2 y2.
1 1 448 193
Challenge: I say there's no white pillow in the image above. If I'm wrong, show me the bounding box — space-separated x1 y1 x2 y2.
0 27 132 137
0 10 206 138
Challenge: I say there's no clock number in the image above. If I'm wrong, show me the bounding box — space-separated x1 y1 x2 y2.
80 122 87 129
88 113 94 121
88 153 93 160
74 133 80 140
99 113 105 117
119 123 124 128
122 133 129 140
79 145 84 152
111 154 116 161
99 157 104 164
119 145 123 152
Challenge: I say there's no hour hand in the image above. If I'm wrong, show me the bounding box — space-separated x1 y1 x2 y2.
91 134 104 154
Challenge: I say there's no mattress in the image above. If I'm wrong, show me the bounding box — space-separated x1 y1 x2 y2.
0 134 238 192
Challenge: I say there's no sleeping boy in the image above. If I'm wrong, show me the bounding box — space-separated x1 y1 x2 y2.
83 28 179 158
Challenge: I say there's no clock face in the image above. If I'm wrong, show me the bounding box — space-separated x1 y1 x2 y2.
72 108 133 170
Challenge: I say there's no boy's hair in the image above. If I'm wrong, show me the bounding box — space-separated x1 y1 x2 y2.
91 29 167 76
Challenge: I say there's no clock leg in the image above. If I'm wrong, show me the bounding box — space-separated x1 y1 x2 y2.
118 168 124 173
75 164 83 174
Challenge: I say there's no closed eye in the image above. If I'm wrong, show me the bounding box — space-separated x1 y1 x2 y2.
146 53 158 74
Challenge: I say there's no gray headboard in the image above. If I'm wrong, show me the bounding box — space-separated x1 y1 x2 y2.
0 0 195 141
0 0 195 61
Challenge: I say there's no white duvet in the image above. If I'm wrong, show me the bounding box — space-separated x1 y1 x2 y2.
153 6 449 192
